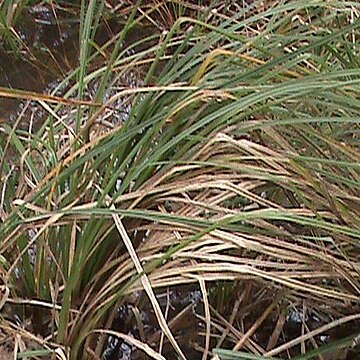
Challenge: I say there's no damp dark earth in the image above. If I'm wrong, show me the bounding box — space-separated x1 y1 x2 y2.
0 1 360 360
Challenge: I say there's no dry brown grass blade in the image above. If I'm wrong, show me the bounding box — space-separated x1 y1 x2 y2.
112 209 186 360
266 308 286 351
233 293 282 351
93 330 166 360
265 313 360 357
4 212 63 283
0 87 101 107
211 304 266 355
198 276 211 360
216 292 245 349
0 318 66 355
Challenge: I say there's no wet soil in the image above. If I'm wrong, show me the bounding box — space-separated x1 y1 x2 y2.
104 286 205 360
99 280 360 359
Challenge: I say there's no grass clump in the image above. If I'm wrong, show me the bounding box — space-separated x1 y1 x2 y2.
0 0 360 359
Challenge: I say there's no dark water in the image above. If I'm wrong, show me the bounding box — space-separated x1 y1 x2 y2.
0 5 79 120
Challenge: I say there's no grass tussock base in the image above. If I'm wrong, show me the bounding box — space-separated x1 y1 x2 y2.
0 0 360 359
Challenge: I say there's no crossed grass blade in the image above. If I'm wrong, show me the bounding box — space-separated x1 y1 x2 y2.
0 0 359 358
